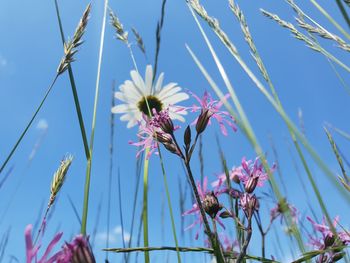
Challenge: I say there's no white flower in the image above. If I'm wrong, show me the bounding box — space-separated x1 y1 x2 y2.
112 65 189 128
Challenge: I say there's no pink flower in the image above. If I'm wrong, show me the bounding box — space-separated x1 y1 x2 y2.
129 119 159 159
270 199 299 224
56 235 95 263
130 110 181 159
25 225 63 263
239 193 259 218
188 91 237 136
307 216 350 250
239 157 274 192
183 177 225 240
212 166 243 189
212 157 274 193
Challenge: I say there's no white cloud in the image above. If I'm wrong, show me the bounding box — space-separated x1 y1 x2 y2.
96 225 131 245
0 54 7 68
36 119 48 130
96 231 117 243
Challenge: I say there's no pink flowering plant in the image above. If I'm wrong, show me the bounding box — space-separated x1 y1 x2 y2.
0 1 349 262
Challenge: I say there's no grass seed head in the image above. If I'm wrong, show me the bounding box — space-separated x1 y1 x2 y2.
49 155 73 207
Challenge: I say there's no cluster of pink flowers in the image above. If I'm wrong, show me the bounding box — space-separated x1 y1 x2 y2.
130 91 237 159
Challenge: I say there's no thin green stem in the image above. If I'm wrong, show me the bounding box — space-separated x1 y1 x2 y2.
0 74 59 174
335 0 350 29
185 44 306 252
81 0 108 235
53 0 90 160
189 4 350 203
310 0 350 41
143 147 150 263
157 145 181 263
127 44 139 73
104 246 281 262
231 0 336 242
292 136 336 234
184 160 225 263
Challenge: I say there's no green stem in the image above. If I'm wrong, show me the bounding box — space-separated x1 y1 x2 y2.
81 0 108 235
184 161 225 263
310 0 350 41
143 147 150 263
292 136 337 235
157 145 181 263
53 0 90 160
0 74 59 174
335 0 350 29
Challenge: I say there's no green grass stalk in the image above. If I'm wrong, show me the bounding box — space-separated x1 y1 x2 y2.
157 145 181 263
81 0 108 235
142 148 150 263
53 0 90 160
310 0 350 40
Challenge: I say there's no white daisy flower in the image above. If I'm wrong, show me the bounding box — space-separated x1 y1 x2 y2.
112 65 189 128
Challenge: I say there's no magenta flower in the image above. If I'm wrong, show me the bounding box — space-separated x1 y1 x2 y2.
212 166 243 189
212 157 274 194
130 109 181 159
307 216 350 249
25 225 63 263
270 199 299 224
188 91 237 136
239 157 274 193
129 118 159 159
239 193 259 218
56 235 95 263
183 177 225 240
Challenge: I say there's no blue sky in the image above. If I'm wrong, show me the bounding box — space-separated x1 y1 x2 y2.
0 0 349 262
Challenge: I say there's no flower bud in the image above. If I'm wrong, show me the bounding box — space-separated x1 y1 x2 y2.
184 125 191 149
232 173 240 184
324 233 335 247
240 193 259 218
155 131 173 144
163 142 180 156
159 117 174 134
228 188 241 199
203 191 222 218
196 109 212 134
244 177 258 193
331 252 345 262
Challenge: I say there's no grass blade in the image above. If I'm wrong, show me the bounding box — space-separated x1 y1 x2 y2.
53 0 90 160
81 0 108 235
142 148 150 263
310 0 350 40
157 145 181 262
118 169 128 263
0 75 58 175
